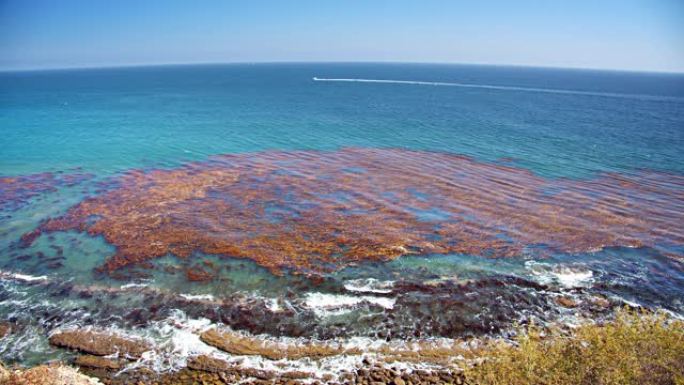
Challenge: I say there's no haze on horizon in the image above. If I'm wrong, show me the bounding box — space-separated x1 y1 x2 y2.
1 0 683 73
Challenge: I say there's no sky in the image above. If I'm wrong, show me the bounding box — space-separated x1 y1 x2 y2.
1 0 683 72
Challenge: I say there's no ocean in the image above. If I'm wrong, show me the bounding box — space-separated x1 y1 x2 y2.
1 63 683 377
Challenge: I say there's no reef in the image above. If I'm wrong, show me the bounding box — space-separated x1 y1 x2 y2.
20 148 684 277
7 309 683 385
1 362 102 385
48 330 151 359
76 361 466 385
1 269 674 385
198 327 481 367
0 171 93 211
73 356 123 370
200 329 352 360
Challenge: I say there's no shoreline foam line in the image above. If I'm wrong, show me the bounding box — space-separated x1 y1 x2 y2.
312 77 682 102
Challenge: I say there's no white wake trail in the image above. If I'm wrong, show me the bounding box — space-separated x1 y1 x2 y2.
312 77 681 102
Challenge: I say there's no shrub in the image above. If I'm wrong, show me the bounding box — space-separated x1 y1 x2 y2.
465 308 684 385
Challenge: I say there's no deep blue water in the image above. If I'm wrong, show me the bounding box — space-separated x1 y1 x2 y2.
0 63 683 369
2 63 683 178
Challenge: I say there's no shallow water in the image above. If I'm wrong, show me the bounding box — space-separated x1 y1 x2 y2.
0 63 683 373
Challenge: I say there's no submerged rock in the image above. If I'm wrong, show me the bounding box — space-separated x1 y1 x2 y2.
185 266 215 282
49 330 151 359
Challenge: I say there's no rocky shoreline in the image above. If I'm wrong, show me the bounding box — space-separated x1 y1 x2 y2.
3 309 683 385
2 358 468 385
0 362 102 385
2 327 470 385
2 361 467 385
0 267 633 385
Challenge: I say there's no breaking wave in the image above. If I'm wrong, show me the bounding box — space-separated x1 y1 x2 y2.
179 293 215 301
0 270 48 283
343 278 395 294
304 292 396 317
525 261 594 288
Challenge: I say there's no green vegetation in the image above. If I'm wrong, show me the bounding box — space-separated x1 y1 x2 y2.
465 309 684 385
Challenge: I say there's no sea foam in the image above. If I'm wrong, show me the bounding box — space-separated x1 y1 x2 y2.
304 292 396 317
0 270 48 282
179 293 215 301
525 261 594 288
343 278 395 294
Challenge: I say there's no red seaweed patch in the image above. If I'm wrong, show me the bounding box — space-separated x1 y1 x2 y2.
20 148 684 277
0 171 94 211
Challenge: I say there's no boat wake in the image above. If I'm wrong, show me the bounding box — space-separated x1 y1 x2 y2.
312 77 683 102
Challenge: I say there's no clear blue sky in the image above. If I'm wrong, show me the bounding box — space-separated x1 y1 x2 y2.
1 0 683 72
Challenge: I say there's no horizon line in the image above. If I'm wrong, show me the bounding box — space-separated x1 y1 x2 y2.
2 60 683 76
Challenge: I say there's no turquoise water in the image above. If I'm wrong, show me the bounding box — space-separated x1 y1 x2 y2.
0 63 683 367
2 63 683 177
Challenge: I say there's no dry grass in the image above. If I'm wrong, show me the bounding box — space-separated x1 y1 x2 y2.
465 308 684 385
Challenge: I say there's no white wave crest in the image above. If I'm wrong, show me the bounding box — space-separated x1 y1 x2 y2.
343 278 394 294
525 261 594 288
120 310 216 373
120 282 150 289
179 293 215 301
0 270 48 282
304 292 396 317
265 297 282 312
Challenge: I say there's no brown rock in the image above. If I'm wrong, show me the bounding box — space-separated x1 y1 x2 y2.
199 328 351 360
555 296 577 308
393 377 406 385
49 330 151 359
281 371 314 379
186 355 309 382
0 323 12 339
74 355 122 370
185 266 215 282
240 367 276 380
6 364 102 385
590 295 611 309
0 362 9 383
187 355 231 373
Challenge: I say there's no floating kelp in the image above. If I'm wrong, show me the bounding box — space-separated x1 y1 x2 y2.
0 171 94 211
19 148 684 277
